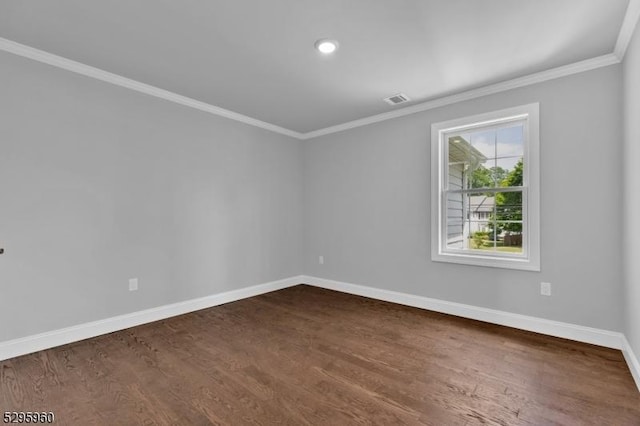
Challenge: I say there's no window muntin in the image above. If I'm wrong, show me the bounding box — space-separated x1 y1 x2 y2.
431 104 540 271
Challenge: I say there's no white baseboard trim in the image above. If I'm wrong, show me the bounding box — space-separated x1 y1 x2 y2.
301 275 625 350
0 275 304 362
622 336 640 392
4 274 638 393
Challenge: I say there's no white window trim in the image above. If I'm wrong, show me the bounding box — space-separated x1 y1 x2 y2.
430 103 540 271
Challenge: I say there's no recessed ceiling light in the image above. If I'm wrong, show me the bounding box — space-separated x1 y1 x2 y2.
315 39 339 54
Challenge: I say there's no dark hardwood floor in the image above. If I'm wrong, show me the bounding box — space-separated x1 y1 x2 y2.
1 285 639 425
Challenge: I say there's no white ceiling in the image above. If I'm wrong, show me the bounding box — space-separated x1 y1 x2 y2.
0 1 631 134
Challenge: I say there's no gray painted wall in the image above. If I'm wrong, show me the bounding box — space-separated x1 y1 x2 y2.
0 52 303 341
624 23 640 357
0 45 630 345
303 65 624 331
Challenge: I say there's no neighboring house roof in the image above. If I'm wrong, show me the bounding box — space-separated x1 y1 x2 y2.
469 195 494 213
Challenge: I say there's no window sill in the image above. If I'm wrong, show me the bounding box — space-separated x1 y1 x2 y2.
432 251 540 271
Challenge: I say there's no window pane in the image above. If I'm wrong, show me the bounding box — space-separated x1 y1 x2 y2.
471 163 517 189
446 192 498 251
484 190 523 254
445 190 523 254
445 190 466 249
466 194 495 251
470 128 497 159
447 122 526 191
495 156 523 187
497 125 524 158
496 124 524 187
469 130 494 189
448 134 486 190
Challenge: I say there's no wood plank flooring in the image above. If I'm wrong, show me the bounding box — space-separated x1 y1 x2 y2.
1 285 639 425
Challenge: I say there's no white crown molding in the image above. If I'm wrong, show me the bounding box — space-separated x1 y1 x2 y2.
301 53 620 139
0 32 626 141
622 335 640 393
0 275 304 361
0 37 305 140
615 0 640 60
302 275 625 350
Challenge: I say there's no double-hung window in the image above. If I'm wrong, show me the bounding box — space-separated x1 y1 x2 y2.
431 103 540 271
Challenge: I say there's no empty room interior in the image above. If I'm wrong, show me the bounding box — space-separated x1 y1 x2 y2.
2 1 640 424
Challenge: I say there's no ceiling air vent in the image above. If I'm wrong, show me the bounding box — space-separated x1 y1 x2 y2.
384 93 411 106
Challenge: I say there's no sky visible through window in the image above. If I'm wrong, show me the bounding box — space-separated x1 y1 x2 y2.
461 124 523 176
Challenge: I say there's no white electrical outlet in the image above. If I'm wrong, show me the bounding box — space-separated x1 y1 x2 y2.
319 255 324 265
129 278 139 291
540 282 551 296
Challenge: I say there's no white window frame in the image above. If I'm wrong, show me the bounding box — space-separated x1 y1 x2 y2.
430 103 540 271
